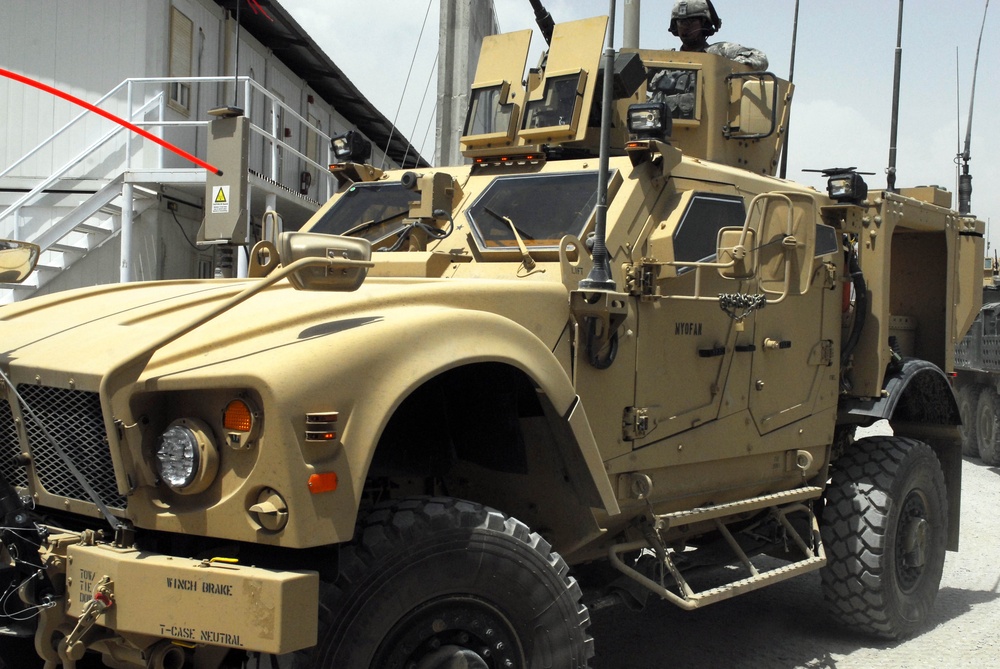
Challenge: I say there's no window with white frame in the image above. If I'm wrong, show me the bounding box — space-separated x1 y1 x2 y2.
169 7 193 112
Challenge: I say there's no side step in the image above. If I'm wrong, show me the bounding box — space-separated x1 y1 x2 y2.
608 486 826 611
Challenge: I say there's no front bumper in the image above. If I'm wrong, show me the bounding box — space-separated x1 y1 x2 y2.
64 542 318 655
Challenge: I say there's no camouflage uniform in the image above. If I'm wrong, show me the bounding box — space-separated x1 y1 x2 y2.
651 0 769 118
704 42 768 70
648 43 768 118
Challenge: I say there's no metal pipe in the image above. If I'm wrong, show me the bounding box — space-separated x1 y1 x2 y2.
120 182 134 283
623 0 640 49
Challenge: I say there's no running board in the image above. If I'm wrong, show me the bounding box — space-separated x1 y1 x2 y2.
608 486 826 611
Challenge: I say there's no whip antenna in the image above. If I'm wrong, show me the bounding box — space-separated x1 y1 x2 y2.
958 0 991 216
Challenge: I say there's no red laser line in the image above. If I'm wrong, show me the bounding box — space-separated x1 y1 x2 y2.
0 67 223 176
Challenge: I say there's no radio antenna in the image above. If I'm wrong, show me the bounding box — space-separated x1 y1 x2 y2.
885 0 904 193
778 0 800 180
957 0 991 216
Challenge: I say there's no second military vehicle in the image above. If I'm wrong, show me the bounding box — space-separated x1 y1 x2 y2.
0 4 984 668
953 261 1000 464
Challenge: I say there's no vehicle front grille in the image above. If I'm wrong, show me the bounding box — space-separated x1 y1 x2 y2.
8 385 126 510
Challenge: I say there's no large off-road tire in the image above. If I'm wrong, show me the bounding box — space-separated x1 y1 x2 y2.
820 436 948 639
976 388 1000 465
293 497 593 669
956 384 980 457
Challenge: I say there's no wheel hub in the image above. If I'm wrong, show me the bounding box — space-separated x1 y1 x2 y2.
374 597 522 669
895 491 930 591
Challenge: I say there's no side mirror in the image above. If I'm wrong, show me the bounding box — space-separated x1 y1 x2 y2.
725 72 779 140
277 232 372 292
0 240 40 284
751 193 816 298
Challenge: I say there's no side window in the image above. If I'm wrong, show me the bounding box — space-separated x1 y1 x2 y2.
673 193 745 270
168 7 193 113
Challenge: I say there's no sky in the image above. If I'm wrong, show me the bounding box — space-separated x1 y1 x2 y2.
279 0 999 250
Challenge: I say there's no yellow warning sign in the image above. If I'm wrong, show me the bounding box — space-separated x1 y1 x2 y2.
211 185 230 214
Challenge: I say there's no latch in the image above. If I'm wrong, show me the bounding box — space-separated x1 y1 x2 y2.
623 406 654 441
625 260 658 299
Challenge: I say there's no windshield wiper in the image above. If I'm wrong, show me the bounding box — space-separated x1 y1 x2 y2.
484 207 537 270
342 209 410 238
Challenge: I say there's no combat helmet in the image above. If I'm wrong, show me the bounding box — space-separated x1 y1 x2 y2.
669 0 722 37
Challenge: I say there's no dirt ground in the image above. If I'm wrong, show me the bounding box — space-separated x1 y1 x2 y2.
588 455 1000 669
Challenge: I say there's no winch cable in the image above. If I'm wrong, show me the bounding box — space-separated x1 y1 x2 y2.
0 367 122 532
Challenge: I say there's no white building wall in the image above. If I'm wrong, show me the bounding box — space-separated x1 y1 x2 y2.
0 1 152 180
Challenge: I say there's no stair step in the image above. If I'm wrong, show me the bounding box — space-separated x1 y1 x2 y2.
50 241 90 254
609 485 827 612
73 221 114 235
658 486 824 527
685 555 826 606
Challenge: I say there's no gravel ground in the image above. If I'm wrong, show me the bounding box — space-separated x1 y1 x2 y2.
589 454 1000 668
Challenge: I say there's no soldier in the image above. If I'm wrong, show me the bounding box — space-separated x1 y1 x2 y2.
650 0 768 118
671 0 767 68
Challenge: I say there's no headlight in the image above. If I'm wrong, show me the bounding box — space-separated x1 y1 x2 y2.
627 102 672 141
155 418 219 495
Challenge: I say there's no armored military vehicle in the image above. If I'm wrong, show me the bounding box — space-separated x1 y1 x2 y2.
0 7 984 669
953 261 1000 464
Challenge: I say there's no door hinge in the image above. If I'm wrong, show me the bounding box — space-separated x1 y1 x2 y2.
623 406 654 441
808 339 835 366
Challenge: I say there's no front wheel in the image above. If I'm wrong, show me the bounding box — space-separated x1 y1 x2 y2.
820 436 948 639
293 497 593 669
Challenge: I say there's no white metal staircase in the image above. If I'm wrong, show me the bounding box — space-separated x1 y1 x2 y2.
0 76 335 303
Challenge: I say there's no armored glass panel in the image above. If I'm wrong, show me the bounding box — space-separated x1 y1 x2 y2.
673 194 746 270
464 85 514 137
309 182 413 244
466 172 602 251
521 74 583 130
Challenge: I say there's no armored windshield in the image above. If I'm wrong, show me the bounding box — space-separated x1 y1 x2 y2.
309 182 412 244
466 172 601 251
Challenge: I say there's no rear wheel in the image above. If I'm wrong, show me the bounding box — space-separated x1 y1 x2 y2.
820 436 948 639
976 389 1000 465
292 497 593 669
956 384 979 457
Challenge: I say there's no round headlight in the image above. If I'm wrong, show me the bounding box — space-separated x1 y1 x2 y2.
155 418 219 495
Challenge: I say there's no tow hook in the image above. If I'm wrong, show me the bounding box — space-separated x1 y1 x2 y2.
59 575 114 664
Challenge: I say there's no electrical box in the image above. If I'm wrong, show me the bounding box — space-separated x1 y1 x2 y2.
199 114 249 244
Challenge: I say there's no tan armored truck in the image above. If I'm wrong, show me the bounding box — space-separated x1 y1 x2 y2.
0 12 985 669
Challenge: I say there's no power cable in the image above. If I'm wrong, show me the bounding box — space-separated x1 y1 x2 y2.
380 0 435 169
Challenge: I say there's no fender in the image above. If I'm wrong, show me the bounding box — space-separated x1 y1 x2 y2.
335 307 620 531
839 358 960 426
839 357 962 550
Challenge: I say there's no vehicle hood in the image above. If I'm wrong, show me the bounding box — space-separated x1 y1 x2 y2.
0 277 573 385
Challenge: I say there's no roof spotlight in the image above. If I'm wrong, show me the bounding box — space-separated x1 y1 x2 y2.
331 130 372 164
